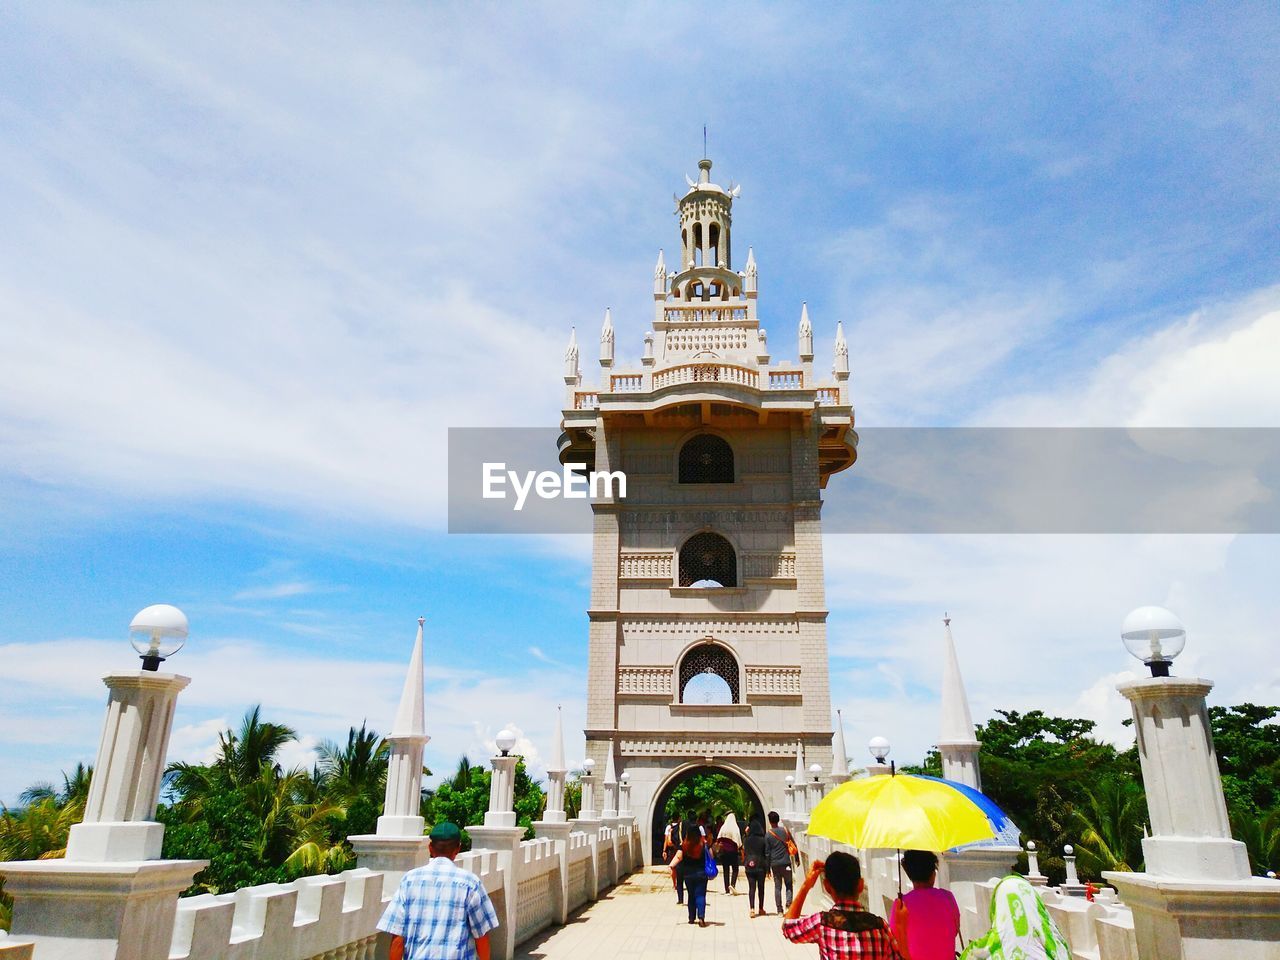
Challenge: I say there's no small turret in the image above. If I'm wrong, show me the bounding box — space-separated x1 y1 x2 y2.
744 247 758 298
653 250 667 299
799 302 814 362
833 320 849 379
564 327 580 382
600 308 614 368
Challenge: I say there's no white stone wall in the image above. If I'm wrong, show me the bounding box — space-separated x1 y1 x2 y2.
144 820 643 960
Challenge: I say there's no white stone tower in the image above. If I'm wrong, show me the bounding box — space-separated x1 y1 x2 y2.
558 157 857 861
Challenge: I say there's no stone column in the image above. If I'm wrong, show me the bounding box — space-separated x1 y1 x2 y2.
1104 674 1280 959
533 707 572 925
0 670 204 960
1025 840 1048 886
351 619 432 892
830 710 852 787
468 753 527 960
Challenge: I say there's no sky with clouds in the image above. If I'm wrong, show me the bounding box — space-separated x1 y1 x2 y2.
1 3 1278 805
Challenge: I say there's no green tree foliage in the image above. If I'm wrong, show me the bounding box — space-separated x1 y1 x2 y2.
427 759 546 847
664 773 757 823
159 708 404 894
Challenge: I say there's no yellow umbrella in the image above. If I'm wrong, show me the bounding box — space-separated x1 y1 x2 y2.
808 774 996 851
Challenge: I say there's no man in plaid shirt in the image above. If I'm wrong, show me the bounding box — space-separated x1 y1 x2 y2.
379 822 500 960
782 851 909 959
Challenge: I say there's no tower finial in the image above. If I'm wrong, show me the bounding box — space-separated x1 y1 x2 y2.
799 302 814 362
600 308 614 368
833 320 849 379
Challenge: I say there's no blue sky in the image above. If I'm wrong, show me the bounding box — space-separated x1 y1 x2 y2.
1 3 1278 803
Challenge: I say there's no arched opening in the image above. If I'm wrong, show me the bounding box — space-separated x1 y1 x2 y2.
709 222 720 267
678 434 734 484
693 222 703 266
678 641 740 703
678 531 737 587
651 766 765 864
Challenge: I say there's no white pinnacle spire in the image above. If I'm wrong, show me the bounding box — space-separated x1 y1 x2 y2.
654 249 667 297
654 249 666 277
939 614 977 745
600 308 614 367
550 704 566 773
833 319 849 377
794 739 806 781
831 708 849 779
391 617 426 738
603 742 617 785
564 326 580 380
799 302 814 361
745 246 758 297
745 246 757 276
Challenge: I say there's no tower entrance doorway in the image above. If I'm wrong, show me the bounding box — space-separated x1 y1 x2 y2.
649 765 766 863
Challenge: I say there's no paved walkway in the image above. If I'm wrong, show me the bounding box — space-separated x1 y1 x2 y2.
517 868 817 960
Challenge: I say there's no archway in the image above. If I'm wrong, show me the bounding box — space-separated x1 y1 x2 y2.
649 764 766 863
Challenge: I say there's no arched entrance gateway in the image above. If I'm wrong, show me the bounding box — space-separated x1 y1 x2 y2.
649 764 767 863
558 156 858 864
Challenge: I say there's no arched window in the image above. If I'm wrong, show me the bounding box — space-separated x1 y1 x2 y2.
693 223 703 266
679 642 739 703
709 222 720 267
678 434 734 484
679 532 737 587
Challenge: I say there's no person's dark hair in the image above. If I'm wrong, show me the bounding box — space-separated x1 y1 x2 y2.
670 814 679 824
768 810 780 825
749 816 765 836
822 851 861 898
902 849 939 884
680 818 703 857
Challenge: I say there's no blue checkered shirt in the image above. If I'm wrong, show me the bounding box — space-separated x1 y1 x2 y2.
378 857 500 960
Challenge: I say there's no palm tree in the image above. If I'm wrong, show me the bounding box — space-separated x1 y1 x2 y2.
1071 779 1147 876
1232 806 1280 875
452 755 474 791
316 722 388 804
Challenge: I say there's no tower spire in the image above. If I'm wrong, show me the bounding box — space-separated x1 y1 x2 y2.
831 708 850 784
653 249 667 299
600 308 614 368
939 614 982 790
799 302 814 362
376 617 430 837
550 704 566 773
564 326 580 382
833 320 849 378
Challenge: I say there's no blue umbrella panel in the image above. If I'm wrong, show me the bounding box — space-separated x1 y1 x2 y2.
916 775 1022 849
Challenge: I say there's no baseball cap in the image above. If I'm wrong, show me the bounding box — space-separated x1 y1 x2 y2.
429 821 463 842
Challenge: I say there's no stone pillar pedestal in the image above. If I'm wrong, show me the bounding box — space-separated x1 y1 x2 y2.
467 826 525 960
533 820 573 925
349 834 430 897
1101 674 1280 959
0 859 205 960
67 673 190 862
941 845 1022 941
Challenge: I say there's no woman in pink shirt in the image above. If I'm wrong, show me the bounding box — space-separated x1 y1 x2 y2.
889 850 961 960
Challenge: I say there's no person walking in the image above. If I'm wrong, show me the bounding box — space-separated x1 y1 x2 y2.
742 815 769 917
889 850 961 960
663 815 684 904
765 810 796 913
716 811 742 895
667 817 710 926
377 822 500 960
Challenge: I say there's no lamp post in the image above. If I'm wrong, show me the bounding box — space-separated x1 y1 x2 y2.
808 762 825 810
0 606 205 959
1104 606 1280 960
867 736 893 777
619 771 632 817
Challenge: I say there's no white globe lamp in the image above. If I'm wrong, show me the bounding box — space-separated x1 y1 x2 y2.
129 604 188 671
1121 606 1186 677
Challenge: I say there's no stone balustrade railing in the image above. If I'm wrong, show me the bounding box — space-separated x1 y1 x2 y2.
1 819 642 960
789 821 1139 960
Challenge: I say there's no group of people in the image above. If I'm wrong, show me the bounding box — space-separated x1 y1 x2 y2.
373 817 1069 960
663 809 802 924
665 808 976 960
